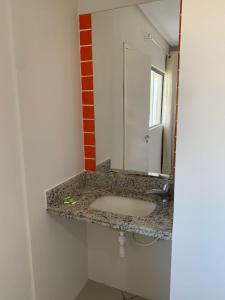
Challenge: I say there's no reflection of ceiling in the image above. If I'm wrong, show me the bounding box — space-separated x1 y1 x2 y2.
139 0 180 47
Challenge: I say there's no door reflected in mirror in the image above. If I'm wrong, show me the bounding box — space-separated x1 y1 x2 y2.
92 0 180 176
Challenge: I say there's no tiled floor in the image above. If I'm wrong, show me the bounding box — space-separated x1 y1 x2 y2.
75 280 148 300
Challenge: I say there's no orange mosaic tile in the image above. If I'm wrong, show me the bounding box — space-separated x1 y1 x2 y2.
79 14 92 30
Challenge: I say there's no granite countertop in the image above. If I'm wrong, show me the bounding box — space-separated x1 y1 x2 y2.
47 170 173 240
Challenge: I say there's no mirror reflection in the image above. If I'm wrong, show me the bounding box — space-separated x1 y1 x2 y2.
92 0 180 175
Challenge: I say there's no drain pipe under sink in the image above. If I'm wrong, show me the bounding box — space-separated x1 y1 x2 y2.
118 232 126 258
118 231 160 258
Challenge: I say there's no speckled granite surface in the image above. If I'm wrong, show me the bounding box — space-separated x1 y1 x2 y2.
47 171 173 240
96 159 111 172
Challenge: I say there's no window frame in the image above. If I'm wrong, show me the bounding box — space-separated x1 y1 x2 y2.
149 66 165 128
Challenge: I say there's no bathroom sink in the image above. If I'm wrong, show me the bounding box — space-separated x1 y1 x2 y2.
89 196 156 217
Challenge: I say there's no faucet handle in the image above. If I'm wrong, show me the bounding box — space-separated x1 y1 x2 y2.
162 183 170 193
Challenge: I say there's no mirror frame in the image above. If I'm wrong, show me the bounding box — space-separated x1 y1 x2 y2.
78 0 183 176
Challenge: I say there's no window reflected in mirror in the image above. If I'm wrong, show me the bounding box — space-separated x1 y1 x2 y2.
149 67 164 128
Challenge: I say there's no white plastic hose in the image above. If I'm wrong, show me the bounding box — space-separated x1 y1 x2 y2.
118 232 126 258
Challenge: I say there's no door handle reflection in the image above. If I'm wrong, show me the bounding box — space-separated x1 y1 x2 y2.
145 135 150 143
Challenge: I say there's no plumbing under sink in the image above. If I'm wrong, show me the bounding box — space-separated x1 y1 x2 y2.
89 196 156 217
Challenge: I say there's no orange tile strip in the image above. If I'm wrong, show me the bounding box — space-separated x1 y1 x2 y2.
79 13 96 171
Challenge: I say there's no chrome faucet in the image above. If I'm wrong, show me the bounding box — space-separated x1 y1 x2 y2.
146 182 170 203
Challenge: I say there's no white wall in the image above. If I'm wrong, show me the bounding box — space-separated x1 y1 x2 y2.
88 224 172 300
0 0 34 299
5 0 88 299
78 0 156 14
170 1 225 299
93 6 169 168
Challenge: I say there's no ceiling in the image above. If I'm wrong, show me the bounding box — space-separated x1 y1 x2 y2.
139 0 180 47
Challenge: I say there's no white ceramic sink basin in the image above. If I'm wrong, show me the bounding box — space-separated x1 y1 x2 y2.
90 196 156 217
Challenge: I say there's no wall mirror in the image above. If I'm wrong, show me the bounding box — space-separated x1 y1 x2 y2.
81 0 180 176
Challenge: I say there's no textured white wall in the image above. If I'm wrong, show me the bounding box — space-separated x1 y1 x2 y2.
0 1 34 299
170 0 225 299
8 0 88 299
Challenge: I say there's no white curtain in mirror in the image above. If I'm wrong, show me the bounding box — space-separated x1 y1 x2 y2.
162 51 178 174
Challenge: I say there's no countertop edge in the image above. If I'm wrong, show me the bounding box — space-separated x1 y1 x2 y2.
47 208 172 241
